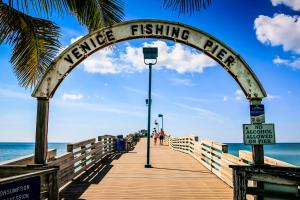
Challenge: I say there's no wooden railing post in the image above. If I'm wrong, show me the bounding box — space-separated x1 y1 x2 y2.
232 168 247 200
48 170 59 200
81 145 86 168
34 98 49 164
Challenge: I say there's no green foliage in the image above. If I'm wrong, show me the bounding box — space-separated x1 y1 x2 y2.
0 3 61 87
0 0 125 88
67 0 125 32
163 0 212 15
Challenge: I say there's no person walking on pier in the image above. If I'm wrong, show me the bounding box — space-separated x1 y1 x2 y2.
159 128 165 145
153 128 159 145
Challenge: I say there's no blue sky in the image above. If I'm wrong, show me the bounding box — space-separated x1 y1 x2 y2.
1 0 300 143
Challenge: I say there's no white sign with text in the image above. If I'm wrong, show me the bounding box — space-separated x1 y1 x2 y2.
243 124 275 145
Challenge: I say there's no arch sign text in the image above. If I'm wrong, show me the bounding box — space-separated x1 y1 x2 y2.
32 19 266 100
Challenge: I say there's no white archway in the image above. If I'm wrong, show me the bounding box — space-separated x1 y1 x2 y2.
32 19 266 99
32 19 267 164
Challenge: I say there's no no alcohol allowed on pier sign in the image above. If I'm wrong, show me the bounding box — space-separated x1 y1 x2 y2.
243 124 275 145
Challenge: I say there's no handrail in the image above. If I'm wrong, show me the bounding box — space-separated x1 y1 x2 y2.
0 135 117 190
169 135 295 187
125 133 141 152
52 135 116 187
0 133 145 200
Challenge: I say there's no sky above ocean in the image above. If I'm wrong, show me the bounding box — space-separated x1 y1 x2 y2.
0 0 300 143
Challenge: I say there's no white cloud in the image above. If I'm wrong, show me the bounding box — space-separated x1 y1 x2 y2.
223 96 229 102
254 14 300 54
273 56 300 69
62 93 83 101
266 94 280 100
273 56 290 65
82 47 126 74
233 89 279 101
82 40 216 75
169 77 195 86
224 90 278 102
70 36 83 44
271 0 300 11
235 89 245 101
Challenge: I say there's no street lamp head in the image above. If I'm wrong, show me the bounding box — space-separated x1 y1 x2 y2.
143 47 158 65
158 114 163 118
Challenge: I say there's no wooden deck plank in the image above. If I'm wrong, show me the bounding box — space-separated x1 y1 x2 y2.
60 138 232 199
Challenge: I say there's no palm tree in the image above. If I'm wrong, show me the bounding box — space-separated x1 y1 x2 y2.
0 0 124 88
0 0 211 88
162 0 212 15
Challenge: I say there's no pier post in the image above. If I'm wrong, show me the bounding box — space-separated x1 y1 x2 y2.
34 98 49 164
250 99 264 200
250 99 264 165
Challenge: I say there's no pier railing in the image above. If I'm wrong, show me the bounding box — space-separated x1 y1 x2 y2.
170 136 295 187
51 135 116 187
0 133 145 200
1 135 117 188
125 133 141 151
0 134 119 200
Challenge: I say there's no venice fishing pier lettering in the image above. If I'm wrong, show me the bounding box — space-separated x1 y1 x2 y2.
63 23 236 68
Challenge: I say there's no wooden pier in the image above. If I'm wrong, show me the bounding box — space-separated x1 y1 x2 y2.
61 138 232 199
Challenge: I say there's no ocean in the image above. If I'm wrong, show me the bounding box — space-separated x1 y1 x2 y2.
0 142 299 167
227 143 300 166
0 143 67 163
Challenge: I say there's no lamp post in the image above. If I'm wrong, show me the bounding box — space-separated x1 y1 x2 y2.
158 114 163 130
143 47 158 168
154 119 159 131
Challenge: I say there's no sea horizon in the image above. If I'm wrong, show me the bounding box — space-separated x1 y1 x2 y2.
1 141 300 167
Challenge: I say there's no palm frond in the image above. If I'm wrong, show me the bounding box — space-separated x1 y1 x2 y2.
67 0 125 32
5 0 70 16
163 0 212 15
0 2 61 88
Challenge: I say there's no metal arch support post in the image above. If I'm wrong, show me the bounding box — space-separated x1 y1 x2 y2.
250 99 264 200
250 99 264 165
34 98 49 164
145 63 152 168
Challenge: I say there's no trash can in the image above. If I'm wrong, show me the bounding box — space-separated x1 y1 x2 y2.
116 135 125 152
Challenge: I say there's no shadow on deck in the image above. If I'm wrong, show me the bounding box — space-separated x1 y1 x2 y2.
60 153 122 200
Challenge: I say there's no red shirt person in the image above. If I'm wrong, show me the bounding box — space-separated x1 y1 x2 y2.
159 129 165 145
